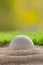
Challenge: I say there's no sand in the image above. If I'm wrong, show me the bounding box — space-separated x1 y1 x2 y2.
0 45 43 65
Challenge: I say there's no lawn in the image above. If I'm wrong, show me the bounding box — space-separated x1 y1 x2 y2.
0 31 43 45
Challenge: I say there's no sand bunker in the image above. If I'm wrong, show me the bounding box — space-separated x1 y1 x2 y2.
0 46 43 65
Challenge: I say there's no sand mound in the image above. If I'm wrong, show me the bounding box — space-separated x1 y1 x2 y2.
0 46 43 65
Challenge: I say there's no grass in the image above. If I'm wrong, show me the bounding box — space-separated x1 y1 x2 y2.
0 31 43 45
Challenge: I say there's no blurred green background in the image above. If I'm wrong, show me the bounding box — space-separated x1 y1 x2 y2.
0 0 43 31
0 31 43 45
0 0 43 45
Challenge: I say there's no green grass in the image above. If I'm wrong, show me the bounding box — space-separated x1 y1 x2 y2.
0 31 43 45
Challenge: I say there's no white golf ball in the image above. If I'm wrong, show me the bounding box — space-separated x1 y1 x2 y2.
9 35 34 50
